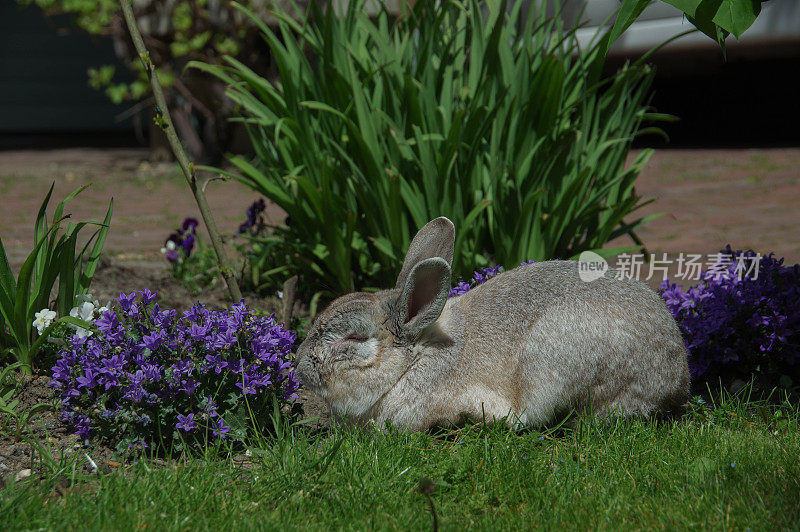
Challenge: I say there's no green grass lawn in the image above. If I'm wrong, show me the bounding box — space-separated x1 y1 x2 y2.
2 396 798 530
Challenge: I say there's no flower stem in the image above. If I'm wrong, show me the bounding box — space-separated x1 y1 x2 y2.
117 0 242 302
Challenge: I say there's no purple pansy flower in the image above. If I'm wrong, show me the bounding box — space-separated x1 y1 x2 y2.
182 217 199 231
165 248 180 263
237 198 266 234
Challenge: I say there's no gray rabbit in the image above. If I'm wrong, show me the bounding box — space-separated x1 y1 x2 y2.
294 217 689 430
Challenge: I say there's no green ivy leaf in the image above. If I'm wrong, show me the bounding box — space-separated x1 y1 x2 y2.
663 0 762 39
225 392 240 407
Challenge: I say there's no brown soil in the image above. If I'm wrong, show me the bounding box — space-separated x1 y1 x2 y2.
0 375 100 486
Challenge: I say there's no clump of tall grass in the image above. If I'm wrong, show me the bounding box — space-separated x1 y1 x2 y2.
194 0 660 294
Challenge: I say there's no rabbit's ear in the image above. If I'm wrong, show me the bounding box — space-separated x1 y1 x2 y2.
395 257 451 340
396 217 455 289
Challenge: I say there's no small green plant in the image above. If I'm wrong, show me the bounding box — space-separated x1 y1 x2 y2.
161 217 220 296
231 198 292 294
0 184 112 373
0 362 25 417
195 0 664 295
0 361 54 426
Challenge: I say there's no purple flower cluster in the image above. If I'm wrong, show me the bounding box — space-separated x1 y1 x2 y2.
238 199 266 235
51 290 299 451
449 260 535 298
164 217 199 263
660 246 800 389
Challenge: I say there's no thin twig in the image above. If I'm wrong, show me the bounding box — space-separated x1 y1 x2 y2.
118 0 242 301
202 174 229 193
114 96 154 123
173 77 215 123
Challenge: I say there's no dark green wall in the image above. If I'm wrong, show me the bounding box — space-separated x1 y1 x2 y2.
0 3 132 133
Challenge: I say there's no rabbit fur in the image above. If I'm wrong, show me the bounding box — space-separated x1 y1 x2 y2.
294 217 690 430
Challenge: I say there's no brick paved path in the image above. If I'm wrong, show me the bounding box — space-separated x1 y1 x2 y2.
1 147 799 282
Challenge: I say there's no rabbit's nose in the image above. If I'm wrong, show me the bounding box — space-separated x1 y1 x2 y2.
294 355 321 391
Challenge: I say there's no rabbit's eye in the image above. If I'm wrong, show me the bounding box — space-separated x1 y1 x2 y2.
344 334 368 343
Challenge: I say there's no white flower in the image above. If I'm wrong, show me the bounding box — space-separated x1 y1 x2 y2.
70 301 96 322
161 241 177 254
69 299 97 338
75 294 100 307
32 308 56 335
72 326 92 339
